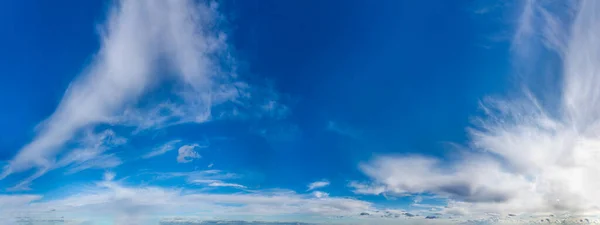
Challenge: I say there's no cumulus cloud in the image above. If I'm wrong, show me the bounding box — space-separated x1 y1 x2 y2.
352 0 600 220
0 0 256 188
307 180 330 191
177 144 203 163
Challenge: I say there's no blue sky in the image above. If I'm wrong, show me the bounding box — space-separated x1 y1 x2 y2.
3 0 600 224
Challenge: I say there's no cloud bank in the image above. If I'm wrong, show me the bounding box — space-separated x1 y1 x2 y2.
1 173 377 225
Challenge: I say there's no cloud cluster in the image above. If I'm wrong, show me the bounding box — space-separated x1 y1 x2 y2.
352 0 600 219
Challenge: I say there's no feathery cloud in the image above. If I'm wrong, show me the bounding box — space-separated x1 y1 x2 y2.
142 140 182 159
351 0 600 220
307 180 330 191
0 0 244 188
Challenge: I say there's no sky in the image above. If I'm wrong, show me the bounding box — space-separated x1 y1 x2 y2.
2 0 600 224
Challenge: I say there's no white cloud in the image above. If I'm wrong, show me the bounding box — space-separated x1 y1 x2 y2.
176 144 203 163
351 0 600 220
0 174 379 225
307 180 330 191
312 191 329 198
191 180 247 189
157 170 245 190
104 171 116 181
326 121 359 138
0 0 244 188
142 140 182 159
158 169 239 182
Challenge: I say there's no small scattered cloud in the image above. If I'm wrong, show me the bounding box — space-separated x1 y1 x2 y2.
348 181 386 195
103 171 116 181
191 179 247 189
157 170 241 188
307 180 330 191
176 145 203 163
142 140 182 159
65 153 122 174
326 121 359 138
312 191 329 198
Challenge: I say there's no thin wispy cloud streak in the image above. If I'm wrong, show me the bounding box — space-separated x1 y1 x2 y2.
353 0 600 220
0 0 241 188
142 140 182 159
307 180 330 191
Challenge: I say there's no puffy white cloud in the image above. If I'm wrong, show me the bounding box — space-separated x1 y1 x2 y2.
352 0 600 219
177 145 203 163
306 180 330 191
311 191 329 198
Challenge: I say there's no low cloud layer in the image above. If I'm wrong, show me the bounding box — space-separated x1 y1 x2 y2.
1 172 376 225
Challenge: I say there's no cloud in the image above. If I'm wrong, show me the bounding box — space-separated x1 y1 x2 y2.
1 173 378 225
311 191 329 198
142 140 182 159
191 180 247 189
326 121 359 138
0 0 244 188
156 169 244 190
160 220 318 225
351 0 600 220
177 145 203 163
307 180 330 191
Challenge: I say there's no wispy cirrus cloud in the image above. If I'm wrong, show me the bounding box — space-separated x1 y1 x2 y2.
0 0 287 189
326 121 359 139
155 169 243 189
142 140 182 159
350 0 600 221
192 179 247 189
0 0 234 189
307 180 330 191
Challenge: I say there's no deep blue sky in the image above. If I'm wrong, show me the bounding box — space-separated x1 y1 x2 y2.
0 0 520 223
